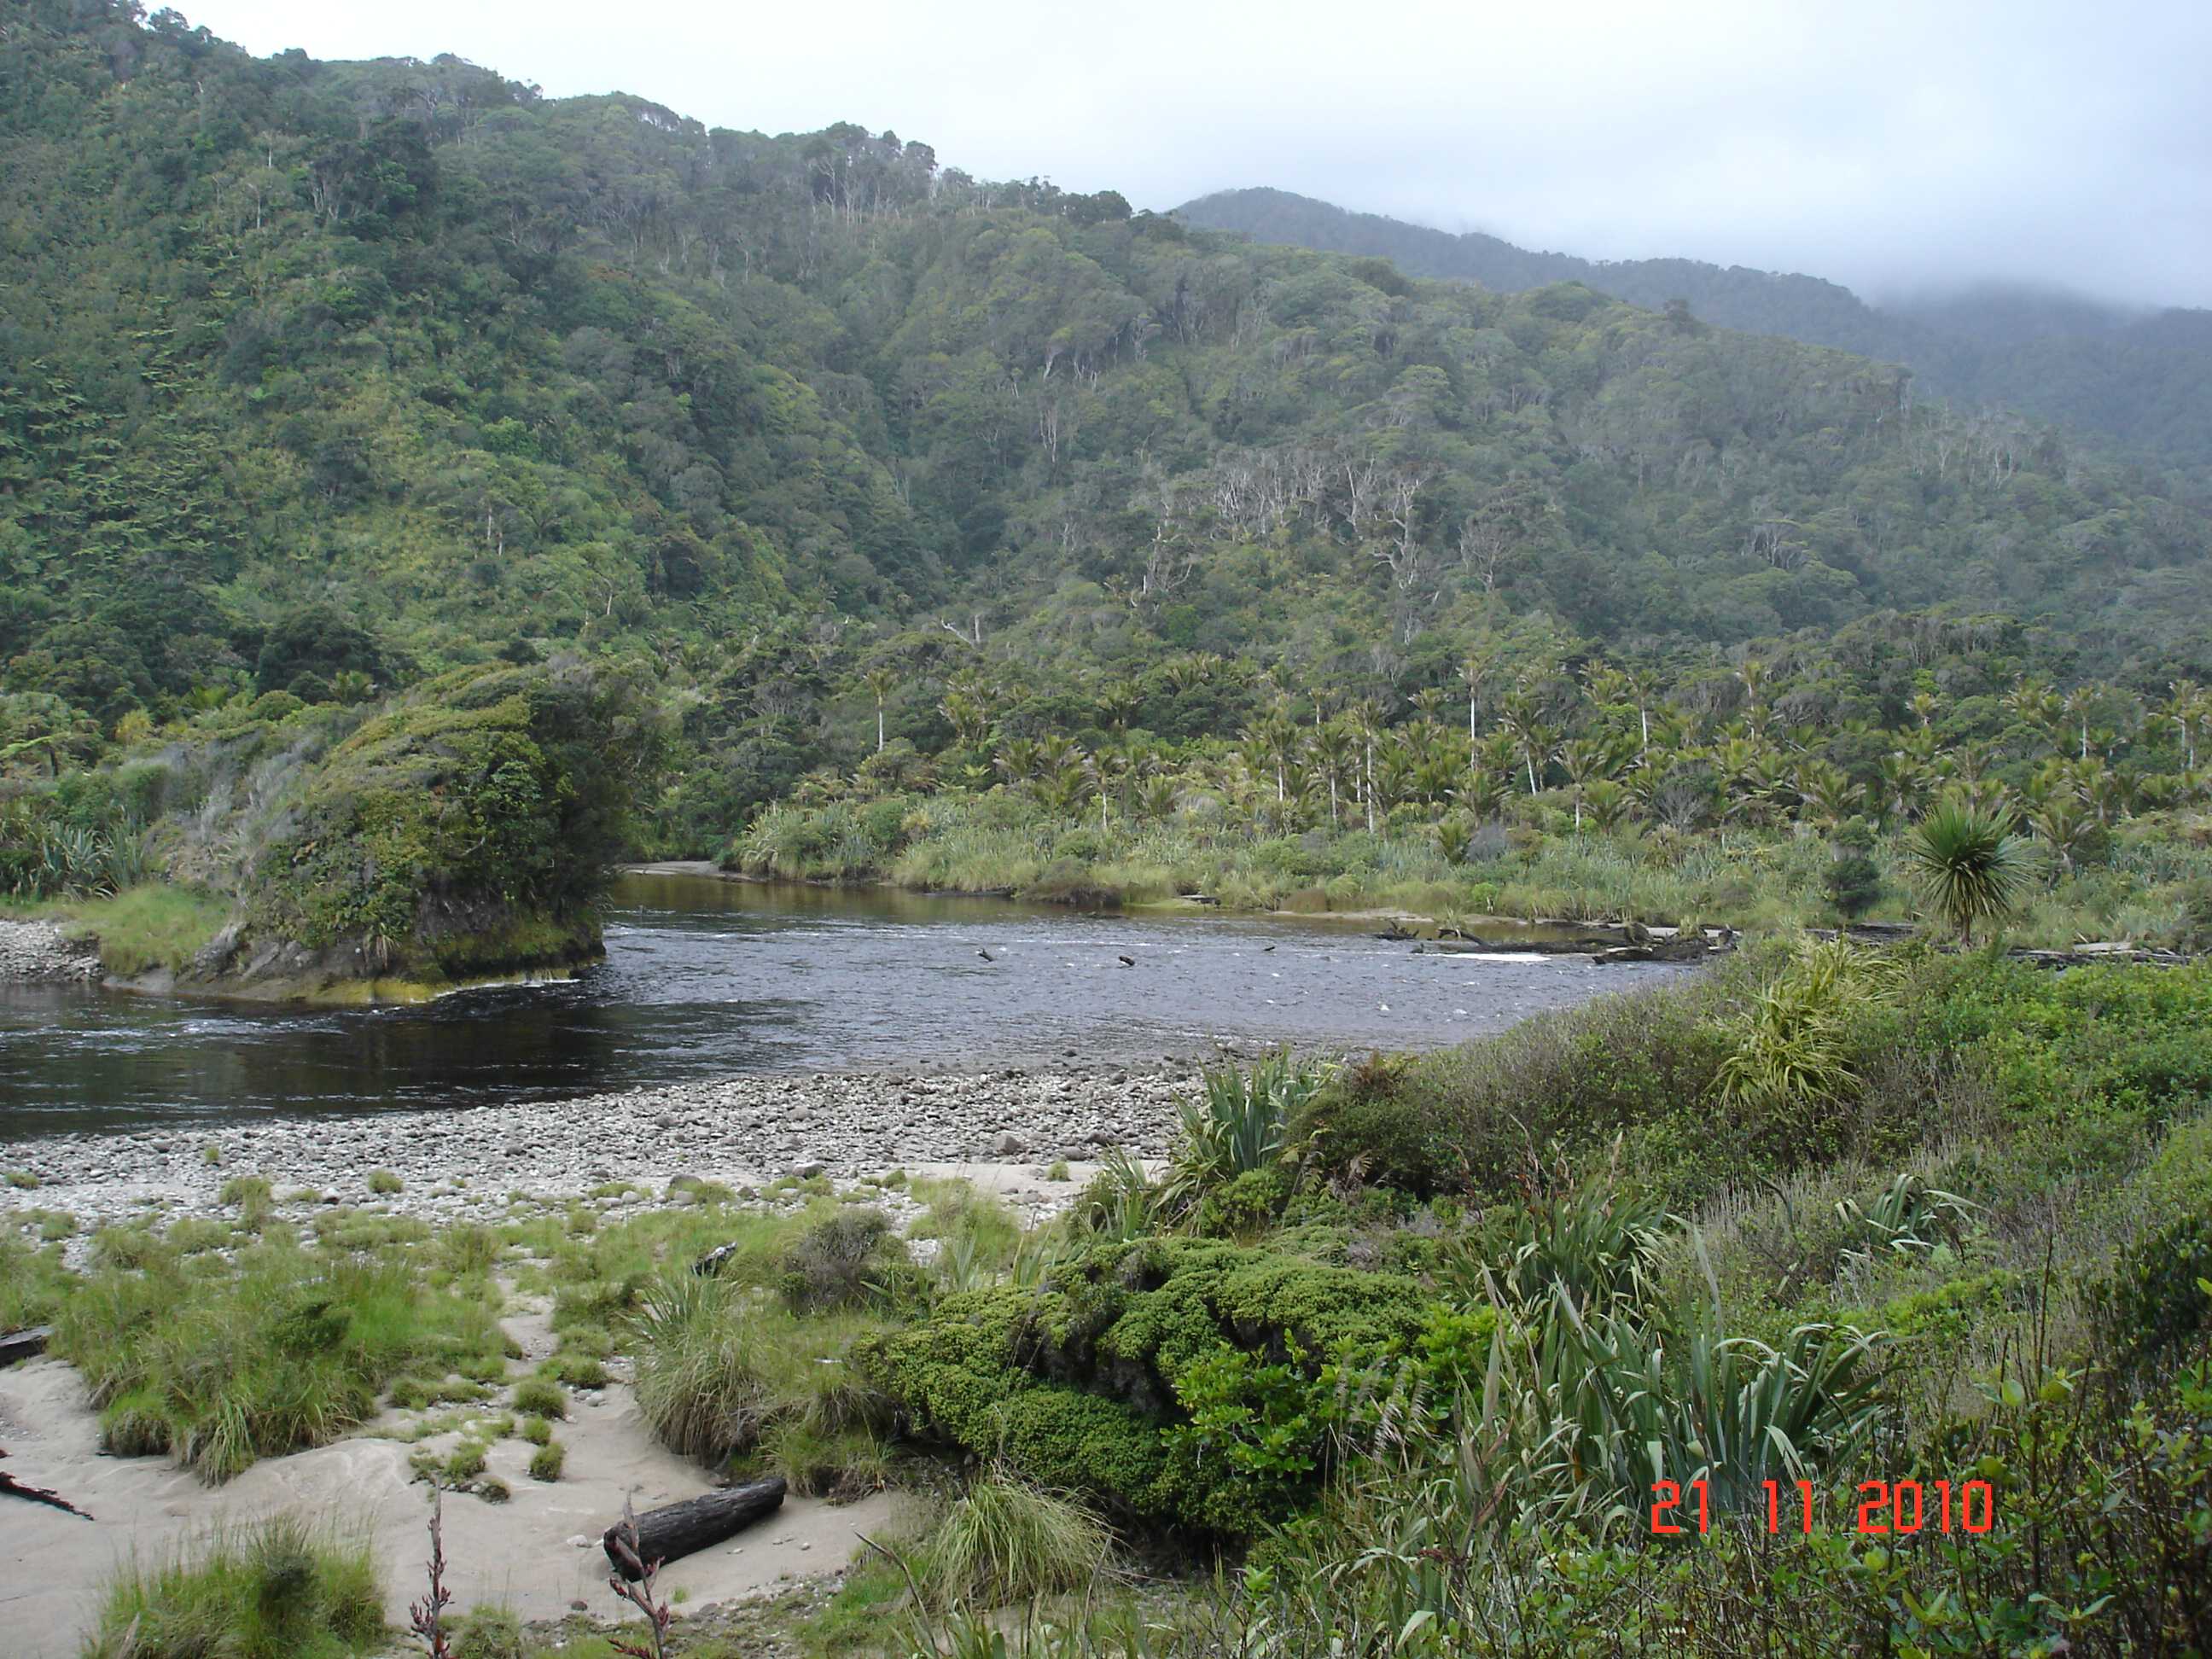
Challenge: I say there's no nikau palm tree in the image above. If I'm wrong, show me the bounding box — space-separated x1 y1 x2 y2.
862 667 898 754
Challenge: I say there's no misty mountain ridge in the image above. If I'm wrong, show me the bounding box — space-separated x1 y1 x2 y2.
1175 187 2212 478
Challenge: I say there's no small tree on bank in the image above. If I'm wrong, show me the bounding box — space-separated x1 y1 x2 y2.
1906 798 2028 946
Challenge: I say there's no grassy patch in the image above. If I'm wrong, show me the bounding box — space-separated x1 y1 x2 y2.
55 1220 507 1481
631 1270 893 1470
49 883 231 978
0 1231 72 1330
82 1514 383 1659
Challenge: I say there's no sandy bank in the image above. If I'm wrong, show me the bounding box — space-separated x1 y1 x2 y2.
0 1293 901 1658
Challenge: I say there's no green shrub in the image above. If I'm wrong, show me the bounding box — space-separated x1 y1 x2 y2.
527 1440 566 1481
1196 1167 1290 1237
868 1238 1430 1530
82 1515 383 1659
777 1208 923 1313
2095 1112 2212 1365
520 1414 553 1446
364 1169 403 1196
1294 983 1731 1197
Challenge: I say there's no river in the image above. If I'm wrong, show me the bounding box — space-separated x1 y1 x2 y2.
0 871 1687 1136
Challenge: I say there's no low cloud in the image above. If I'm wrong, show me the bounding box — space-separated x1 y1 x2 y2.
186 0 2212 309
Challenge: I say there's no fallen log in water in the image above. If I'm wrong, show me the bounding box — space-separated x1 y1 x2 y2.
602 1476 787 1578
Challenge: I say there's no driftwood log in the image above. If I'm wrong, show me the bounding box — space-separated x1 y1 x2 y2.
0 1326 51 1368
1 1449 90 1518
603 1476 786 1578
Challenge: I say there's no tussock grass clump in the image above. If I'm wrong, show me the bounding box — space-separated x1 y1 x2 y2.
540 1204 814 1336
917 1472 1112 1609
218 1174 274 1214
0 1231 71 1330
509 1375 567 1419
365 1169 403 1196
527 1440 566 1481
764 1420 890 1499
542 1351 609 1388
630 1270 892 1464
449 1607 528 1658
82 1514 383 1659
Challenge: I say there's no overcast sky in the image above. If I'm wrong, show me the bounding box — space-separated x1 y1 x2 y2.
179 0 2211 311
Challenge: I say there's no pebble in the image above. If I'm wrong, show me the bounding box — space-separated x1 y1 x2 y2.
0 920 102 984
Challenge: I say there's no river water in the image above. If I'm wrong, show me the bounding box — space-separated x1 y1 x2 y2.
0 872 1685 1136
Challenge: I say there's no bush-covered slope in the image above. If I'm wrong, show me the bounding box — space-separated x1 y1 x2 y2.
4 2 2210 893
1178 186 2212 480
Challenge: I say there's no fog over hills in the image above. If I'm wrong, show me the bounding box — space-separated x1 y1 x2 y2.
1177 188 2212 481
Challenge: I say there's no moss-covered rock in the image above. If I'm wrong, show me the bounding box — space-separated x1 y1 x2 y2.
183 661 662 994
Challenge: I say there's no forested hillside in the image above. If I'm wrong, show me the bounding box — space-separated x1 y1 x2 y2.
1178 187 2212 478
3 0 2211 894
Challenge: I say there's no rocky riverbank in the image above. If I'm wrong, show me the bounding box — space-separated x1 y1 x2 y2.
0 918 102 985
0 1063 1201 1237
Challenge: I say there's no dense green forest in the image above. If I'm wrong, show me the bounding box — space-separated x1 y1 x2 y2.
1178 187 2212 480
4 0 2212 971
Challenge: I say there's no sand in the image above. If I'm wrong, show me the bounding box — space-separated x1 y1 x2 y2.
0 1296 903 1657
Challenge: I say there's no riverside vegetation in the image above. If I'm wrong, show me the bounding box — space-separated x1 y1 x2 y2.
6 4 2212 987
8 943 2210 1655
1 5 2209 1652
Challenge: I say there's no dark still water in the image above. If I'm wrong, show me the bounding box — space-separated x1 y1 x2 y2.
0 872 1687 1136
